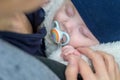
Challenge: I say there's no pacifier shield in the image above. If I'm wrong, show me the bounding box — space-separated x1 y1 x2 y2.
51 29 60 43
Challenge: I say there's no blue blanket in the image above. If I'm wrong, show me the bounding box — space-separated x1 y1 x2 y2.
27 0 120 43
72 0 120 43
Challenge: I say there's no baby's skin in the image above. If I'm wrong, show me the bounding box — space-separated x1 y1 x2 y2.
61 45 81 61
54 0 99 49
54 0 99 60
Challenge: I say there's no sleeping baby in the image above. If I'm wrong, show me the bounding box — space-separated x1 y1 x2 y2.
41 0 120 68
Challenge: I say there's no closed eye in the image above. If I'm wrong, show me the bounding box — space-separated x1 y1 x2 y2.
65 2 75 17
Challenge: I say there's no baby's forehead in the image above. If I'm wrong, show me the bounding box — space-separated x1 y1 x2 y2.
54 1 75 19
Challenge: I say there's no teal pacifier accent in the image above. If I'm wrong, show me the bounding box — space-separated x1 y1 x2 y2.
51 21 70 46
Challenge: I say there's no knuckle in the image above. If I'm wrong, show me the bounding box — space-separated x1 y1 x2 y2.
107 54 115 61
116 63 119 68
95 53 103 60
95 50 101 53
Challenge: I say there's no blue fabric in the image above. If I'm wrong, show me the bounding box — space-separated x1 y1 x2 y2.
72 0 120 43
0 39 60 80
0 8 47 56
26 8 45 33
0 27 47 56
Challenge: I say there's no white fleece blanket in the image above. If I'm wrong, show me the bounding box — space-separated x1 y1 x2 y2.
48 41 120 69
41 0 120 68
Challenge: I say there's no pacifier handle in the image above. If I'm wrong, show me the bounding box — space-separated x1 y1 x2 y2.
53 21 60 29
51 20 70 46
61 32 70 46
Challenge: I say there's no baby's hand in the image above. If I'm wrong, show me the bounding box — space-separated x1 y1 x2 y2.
61 45 81 61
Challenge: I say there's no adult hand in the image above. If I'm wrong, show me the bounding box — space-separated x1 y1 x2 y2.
0 0 49 16
65 48 120 80
65 55 79 80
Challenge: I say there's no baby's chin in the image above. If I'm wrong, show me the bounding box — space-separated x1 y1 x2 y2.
68 39 99 49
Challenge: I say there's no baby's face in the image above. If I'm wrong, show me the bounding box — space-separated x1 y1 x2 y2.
54 1 99 48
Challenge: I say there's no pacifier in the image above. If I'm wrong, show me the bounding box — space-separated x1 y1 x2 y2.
51 21 70 46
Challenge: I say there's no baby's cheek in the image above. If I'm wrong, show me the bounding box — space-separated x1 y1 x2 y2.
68 34 81 48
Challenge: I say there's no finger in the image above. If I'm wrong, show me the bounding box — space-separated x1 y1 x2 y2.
61 48 74 57
62 46 74 52
96 51 116 80
77 48 108 76
78 57 96 80
61 46 75 58
65 55 79 80
62 48 74 56
73 50 81 56
115 63 120 80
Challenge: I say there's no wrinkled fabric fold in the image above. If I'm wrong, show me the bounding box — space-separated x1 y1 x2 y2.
72 0 120 43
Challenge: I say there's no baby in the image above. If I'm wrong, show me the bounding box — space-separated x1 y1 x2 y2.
42 0 120 67
42 0 98 62
53 0 99 61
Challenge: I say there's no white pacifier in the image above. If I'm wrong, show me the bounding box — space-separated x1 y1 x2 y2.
51 21 70 46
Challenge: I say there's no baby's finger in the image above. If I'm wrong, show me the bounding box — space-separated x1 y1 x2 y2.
62 45 74 52
61 46 75 57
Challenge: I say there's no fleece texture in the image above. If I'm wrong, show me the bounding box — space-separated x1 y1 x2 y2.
41 0 120 68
